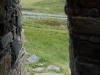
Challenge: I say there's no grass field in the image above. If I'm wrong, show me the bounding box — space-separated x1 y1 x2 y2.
21 0 69 75
21 0 66 14
23 18 70 75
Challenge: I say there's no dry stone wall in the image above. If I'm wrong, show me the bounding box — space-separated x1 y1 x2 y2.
65 0 100 75
0 0 26 75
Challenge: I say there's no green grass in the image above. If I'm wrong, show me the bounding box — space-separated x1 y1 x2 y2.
23 18 70 75
21 0 66 14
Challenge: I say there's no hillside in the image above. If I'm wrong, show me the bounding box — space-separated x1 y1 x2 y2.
21 0 66 14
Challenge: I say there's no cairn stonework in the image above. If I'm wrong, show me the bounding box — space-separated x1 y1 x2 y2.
65 0 100 75
0 0 26 75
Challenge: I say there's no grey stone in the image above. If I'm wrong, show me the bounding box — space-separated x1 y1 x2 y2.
0 32 13 49
34 73 64 75
72 17 100 35
47 65 60 71
21 29 25 46
34 67 43 72
11 37 21 64
0 22 13 36
16 9 22 36
23 68 28 75
0 52 11 75
18 48 25 59
26 54 40 64
8 69 17 75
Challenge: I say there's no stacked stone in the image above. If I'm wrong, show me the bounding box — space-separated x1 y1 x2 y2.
0 0 26 75
65 0 100 75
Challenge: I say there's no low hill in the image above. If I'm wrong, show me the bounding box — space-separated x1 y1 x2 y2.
21 0 66 14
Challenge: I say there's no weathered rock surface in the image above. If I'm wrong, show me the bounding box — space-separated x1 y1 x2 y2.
65 0 100 75
72 17 100 35
47 65 60 71
0 0 26 74
21 29 25 46
34 67 44 72
34 73 64 75
8 48 26 75
0 52 11 75
0 32 13 49
74 56 100 75
26 54 40 64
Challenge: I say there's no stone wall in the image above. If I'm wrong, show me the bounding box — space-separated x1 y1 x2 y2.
0 0 26 75
65 0 100 75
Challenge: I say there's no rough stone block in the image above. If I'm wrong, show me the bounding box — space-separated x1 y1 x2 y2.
75 56 100 75
0 52 11 75
8 48 26 75
12 69 17 75
20 54 26 75
11 37 21 65
23 68 28 75
8 68 17 75
21 29 25 46
0 22 14 36
16 4 22 36
18 48 26 74
72 17 100 35
73 34 100 43
16 0 20 3
81 8 98 17
0 32 13 49
0 0 5 21
80 0 99 7
74 39 100 59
